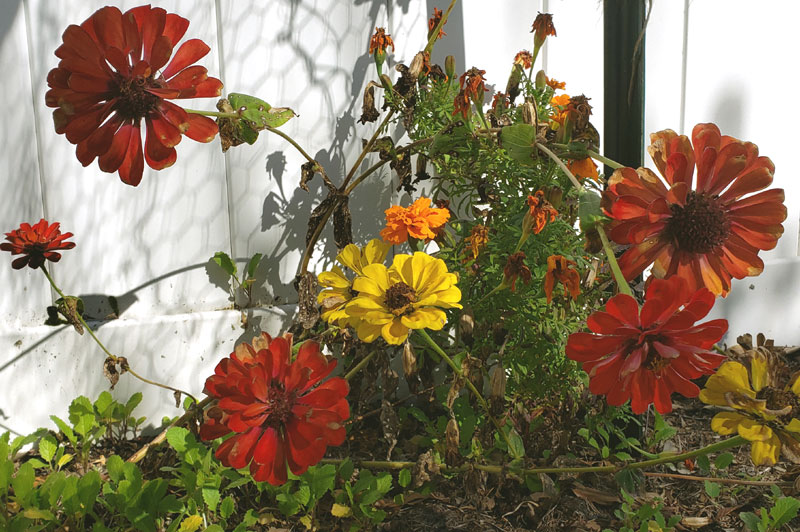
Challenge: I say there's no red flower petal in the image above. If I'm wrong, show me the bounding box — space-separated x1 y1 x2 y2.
163 39 210 79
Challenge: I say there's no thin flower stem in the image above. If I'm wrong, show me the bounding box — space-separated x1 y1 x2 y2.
320 436 746 476
340 110 395 191
416 329 520 459
40 265 198 404
344 350 378 381
185 108 238 119
424 0 459 55
536 142 582 190
474 102 491 132
264 125 318 167
587 149 624 170
128 396 212 463
597 225 634 297
343 137 434 196
643 471 787 487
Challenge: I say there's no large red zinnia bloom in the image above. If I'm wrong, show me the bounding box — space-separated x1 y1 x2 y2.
46 5 223 186
602 123 786 297
1 219 76 270
566 276 727 414
199 333 349 486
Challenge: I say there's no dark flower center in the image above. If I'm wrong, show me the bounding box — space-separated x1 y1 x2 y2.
756 386 800 424
385 282 417 314
113 73 162 120
664 191 730 254
264 384 296 428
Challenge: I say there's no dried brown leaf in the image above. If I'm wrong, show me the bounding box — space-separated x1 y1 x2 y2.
358 81 381 124
296 272 319 330
332 197 353 250
380 399 399 460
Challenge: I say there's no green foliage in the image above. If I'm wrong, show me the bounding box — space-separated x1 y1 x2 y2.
333 466 395 530
211 251 264 308
604 489 681 532
740 487 800 532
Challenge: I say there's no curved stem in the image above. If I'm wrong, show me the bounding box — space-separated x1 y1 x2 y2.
128 396 211 463
185 108 238 119
343 137 434 196
536 142 582 190
416 329 520 459
40 265 198 404
587 149 624 170
340 110 395 191
597 225 634 297
264 125 317 166
344 350 378 381
424 0 459 55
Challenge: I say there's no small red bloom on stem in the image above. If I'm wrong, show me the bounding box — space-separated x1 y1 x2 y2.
46 5 223 186
566 276 727 414
459 67 488 103
200 333 349 485
1 219 76 270
602 123 786 296
544 255 580 304
514 50 533 70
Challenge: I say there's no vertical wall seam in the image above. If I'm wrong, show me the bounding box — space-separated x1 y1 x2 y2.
679 0 689 134
541 0 549 72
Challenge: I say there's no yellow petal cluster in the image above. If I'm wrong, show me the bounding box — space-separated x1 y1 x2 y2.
346 251 462 345
317 239 391 326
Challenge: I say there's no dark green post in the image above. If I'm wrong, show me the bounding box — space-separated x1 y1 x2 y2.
603 1 646 173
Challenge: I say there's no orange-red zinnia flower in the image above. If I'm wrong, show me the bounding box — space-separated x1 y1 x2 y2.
428 8 447 40
602 123 786 297
525 190 558 234
200 333 349 486
369 27 395 55
548 93 571 126
381 197 450 244
544 255 581 303
566 276 727 414
46 5 223 186
1 219 76 270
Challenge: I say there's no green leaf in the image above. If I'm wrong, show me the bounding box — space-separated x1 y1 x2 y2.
106 455 125 484
338 458 354 482
506 427 525 458
246 253 263 279
212 251 237 278
739 511 763 532
696 454 711 473
11 462 35 503
499 124 538 166
306 464 336 500
77 470 102 512
73 414 97 438
714 452 734 470
38 435 57 463
331 503 352 517
94 391 115 417
578 190 606 233
57 453 73 469
704 480 720 498
398 469 411 488
166 426 192 454
178 515 203 532
220 495 235 519
25 458 48 469
228 93 296 129
430 121 472 156
50 416 76 446
125 393 143 416
769 497 800 528
23 508 55 520
202 487 221 512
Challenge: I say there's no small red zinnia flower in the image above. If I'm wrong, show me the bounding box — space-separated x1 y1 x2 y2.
1 219 76 270
46 5 223 186
602 123 786 297
200 333 349 486
566 276 728 414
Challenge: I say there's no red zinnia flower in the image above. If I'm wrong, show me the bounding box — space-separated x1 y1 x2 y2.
602 123 786 296
46 5 223 186
566 276 727 414
1 219 76 270
200 333 349 486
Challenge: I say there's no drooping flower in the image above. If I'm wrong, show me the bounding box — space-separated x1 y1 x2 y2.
531 13 556 51
460 67 488 103
1 219 76 270
453 90 472 119
544 255 581 304
200 333 349 486
491 92 509 114
524 190 558 235
567 158 599 181
700 348 800 465
602 123 786 297
462 224 489 263
502 251 532 292
428 8 447 40
566 276 727 414
46 5 223 186
317 239 391 325
514 50 533 70
380 197 450 245
346 252 462 345
546 76 566 90
369 27 394 56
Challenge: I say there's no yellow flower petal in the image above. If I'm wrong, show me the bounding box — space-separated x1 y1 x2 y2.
401 308 447 330
751 434 780 466
355 321 383 343
750 351 768 393
699 362 755 406
792 375 800 396
318 266 351 289
710 411 747 435
363 239 391 268
737 419 773 442
785 418 800 434
382 319 410 345
336 244 362 273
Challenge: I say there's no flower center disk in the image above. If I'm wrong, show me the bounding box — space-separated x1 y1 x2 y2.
664 191 730 254
265 385 295 428
385 282 417 315
113 73 162 120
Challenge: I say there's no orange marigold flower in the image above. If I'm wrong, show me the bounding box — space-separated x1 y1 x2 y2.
46 5 223 186
602 123 787 297
544 255 581 304
463 224 489 262
567 158 600 181
546 76 566 90
525 190 558 234
514 50 533 70
369 27 395 55
453 90 472 119
1 219 76 270
460 67 488 102
380 197 450 244
531 12 557 48
503 252 532 292
549 93 571 126
428 8 447 40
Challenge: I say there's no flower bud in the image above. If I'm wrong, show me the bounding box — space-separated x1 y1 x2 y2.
445 55 456 81
546 186 563 209
535 69 547 89
409 51 425 79
521 101 536 125
445 417 460 463
379 74 394 94
402 341 417 377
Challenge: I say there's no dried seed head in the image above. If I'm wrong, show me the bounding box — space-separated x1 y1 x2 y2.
402 341 417 377
489 364 507 399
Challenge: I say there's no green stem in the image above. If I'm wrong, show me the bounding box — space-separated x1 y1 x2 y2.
424 0 459 55
597 225 634 297
416 329 520 459
473 100 491 132
340 110 395 191
185 108 238 119
536 142 582 190
343 137 434 196
40 265 198 404
320 436 746 476
344 350 378 381
264 125 318 166
587 149 624 170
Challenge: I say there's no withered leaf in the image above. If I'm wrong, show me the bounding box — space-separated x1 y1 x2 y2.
380 399 399 460
364 136 395 160
391 152 413 193
56 296 84 335
103 357 120 389
358 81 381 124
412 450 441 488
216 98 258 152
299 161 317 192
445 417 460 466
296 272 319 330
332 196 353 250
306 194 338 245
173 391 182 408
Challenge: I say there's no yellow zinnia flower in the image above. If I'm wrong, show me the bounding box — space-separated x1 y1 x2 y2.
317 239 391 326
699 348 800 466
346 251 462 345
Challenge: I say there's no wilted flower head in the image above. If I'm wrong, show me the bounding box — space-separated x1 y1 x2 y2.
544 255 580 304
200 333 349 485
566 276 727 414
463 224 489 263
531 12 557 49
567 158 599 181
380 197 450 245
602 123 786 296
546 76 566 90
459 67 488 104
369 27 395 56
1 219 76 270
428 8 447 40
46 5 223 186
524 190 558 235
514 50 533 70
502 251 532 292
